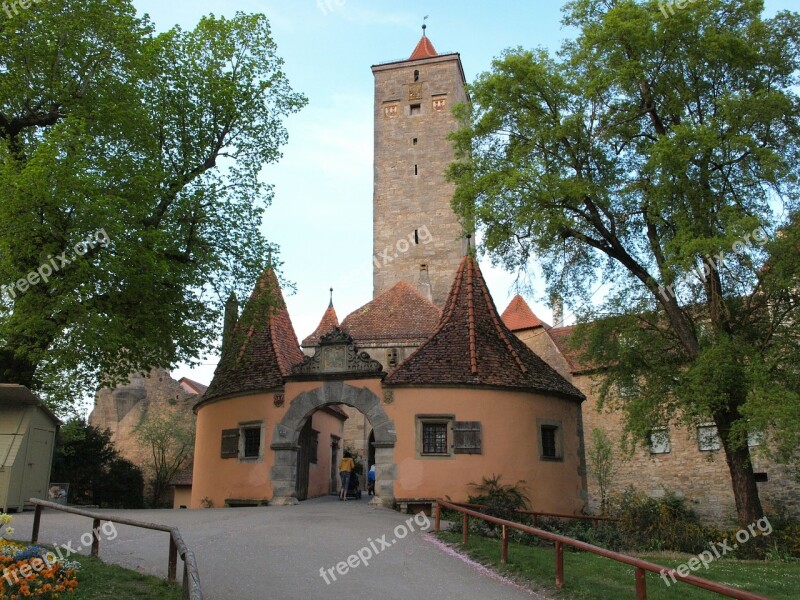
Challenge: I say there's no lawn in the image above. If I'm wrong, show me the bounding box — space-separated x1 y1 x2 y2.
436 531 799 600
68 553 182 600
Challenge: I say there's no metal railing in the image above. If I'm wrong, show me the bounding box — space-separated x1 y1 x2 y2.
435 499 770 600
28 498 202 600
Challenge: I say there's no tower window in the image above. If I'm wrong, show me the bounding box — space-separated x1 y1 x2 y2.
412 138 418 145
410 103 421 116
414 230 419 244
414 164 418 175
414 69 420 82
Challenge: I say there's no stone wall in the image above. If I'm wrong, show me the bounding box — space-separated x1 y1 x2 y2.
372 54 469 306
88 369 198 468
517 328 800 524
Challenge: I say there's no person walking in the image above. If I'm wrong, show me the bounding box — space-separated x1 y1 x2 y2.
367 464 376 496
339 451 355 501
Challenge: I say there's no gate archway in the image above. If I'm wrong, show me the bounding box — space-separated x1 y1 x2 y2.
270 381 396 506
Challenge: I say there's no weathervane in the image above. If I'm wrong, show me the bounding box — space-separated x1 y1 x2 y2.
422 15 429 35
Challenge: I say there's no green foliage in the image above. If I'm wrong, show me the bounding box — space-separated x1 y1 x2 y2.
0 1 306 409
467 474 530 533
586 428 617 514
50 419 144 508
448 0 800 524
134 405 195 507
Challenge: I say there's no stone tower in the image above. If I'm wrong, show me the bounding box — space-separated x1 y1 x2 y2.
371 28 469 307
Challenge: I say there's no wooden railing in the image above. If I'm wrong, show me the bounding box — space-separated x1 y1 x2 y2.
435 499 770 600
28 498 202 600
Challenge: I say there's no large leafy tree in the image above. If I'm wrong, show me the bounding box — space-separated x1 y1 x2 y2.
0 1 306 409
449 0 799 525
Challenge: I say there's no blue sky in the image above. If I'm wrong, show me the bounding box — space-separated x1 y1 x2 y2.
128 0 793 386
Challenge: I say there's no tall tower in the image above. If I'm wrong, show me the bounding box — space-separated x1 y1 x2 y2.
371 27 469 307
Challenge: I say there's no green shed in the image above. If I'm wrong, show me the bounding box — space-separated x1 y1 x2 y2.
0 385 60 512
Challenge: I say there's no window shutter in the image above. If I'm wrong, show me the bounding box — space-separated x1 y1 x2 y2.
221 429 240 458
454 421 482 454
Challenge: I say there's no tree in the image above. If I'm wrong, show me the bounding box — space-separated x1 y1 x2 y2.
449 0 800 525
50 419 144 508
0 1 306 410
586 428 618 514
135 404 195 507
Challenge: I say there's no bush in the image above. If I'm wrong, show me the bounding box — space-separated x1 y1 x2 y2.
467 474 530 535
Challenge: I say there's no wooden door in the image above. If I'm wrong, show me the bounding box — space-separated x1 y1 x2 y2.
295 419 313 501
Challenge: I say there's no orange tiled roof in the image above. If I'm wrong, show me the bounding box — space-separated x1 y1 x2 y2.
200 268 304 405
302 303 340 347
409 34 438 60
501 294 549 331
384 257 585 400
341 281 441 344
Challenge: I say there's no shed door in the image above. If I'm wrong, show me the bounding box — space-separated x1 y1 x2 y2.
21 428 54 505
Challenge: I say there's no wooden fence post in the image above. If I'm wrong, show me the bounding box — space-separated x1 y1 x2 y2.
555 541 564 589
501 525 509 564
435 503 441 532
635 566 647 600
462 513 469 545
31 504 42 544
91 519 101 557
169 536 178 582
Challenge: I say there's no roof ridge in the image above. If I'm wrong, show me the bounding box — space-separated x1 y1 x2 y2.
467 258 478 375
477 269 527 374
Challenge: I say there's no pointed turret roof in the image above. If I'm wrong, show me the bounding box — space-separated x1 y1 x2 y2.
199 268 304 407
302 297 340 347
341 280 441 344
409 32 438 60
384 257 585 401
501 294 550 331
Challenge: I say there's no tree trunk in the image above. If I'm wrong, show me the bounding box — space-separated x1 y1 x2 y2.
714 410 764 526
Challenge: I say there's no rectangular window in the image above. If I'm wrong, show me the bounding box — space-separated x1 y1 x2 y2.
649 427 671 454
697 424 720 451
423 423 447 454
453 421 482 454
538 419 563 461
410 103 421 116
416 415 454 457
242 427 261 458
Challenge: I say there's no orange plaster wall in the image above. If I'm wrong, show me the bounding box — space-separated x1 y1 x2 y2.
172 487 192 509
191 393 277 508
306 410 345 499
385 388 586 514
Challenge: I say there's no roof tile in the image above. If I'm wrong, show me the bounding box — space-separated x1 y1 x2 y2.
384 257 585 401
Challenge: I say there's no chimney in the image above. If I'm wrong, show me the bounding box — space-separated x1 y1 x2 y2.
418 264 433 303
550 294 564 327
222 292 239 354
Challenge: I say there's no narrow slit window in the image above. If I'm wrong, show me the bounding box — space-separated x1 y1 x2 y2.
414 69 420 82
413 138 418 145
414 229 419 244
414 164 418 175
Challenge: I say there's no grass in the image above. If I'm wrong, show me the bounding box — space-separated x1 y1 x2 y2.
436 531 800 600
60 552 181 600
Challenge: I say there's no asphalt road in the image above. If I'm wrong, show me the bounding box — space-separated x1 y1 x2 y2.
10 496 547 600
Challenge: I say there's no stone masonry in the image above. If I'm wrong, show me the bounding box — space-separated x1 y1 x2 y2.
372 52 469 307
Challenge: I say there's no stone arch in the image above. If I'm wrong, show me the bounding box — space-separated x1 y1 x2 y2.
270 381 396 506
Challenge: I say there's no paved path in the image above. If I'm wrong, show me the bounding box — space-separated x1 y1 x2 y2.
10 497 546 600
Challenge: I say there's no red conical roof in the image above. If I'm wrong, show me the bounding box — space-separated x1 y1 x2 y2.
409 34 438 60
303 303 340 347
200 268 304 406
384 256 584 400
501 295 549 331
